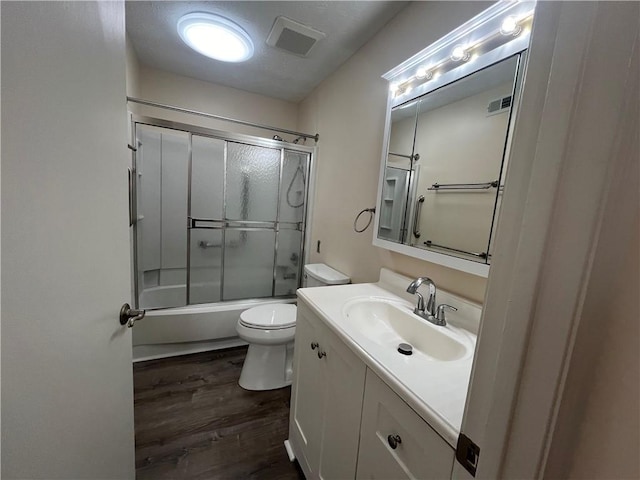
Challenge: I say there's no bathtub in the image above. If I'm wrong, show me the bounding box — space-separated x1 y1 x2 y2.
132 297 297 362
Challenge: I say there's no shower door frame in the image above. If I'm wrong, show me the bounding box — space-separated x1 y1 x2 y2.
129 114 316 310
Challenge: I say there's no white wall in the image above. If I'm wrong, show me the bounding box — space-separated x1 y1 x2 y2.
298 1 492 303
542 47 639 476
125 35 140 97
131 64 299 140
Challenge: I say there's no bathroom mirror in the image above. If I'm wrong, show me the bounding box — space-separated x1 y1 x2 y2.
411 55 519 255
373 2 534 277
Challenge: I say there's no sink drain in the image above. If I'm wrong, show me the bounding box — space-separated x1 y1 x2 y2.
397 343 413 355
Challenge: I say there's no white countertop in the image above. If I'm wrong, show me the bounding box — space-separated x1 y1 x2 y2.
297 269 479 447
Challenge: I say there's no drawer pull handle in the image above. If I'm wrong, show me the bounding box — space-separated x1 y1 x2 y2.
317 350 327 359
387 434 402 450
311 342 319 350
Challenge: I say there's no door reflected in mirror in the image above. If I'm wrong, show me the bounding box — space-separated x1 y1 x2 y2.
377 55 521 264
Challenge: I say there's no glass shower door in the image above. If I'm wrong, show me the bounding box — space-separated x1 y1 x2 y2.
222 142 280 300
135 119 312 309
188 135 225 304
275 151 308 296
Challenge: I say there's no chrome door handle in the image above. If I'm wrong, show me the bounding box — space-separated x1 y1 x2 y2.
119 303 145 328
412 195 425 239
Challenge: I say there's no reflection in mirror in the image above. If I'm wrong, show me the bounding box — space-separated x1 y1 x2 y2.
378 100 418 242
379 55 521 264
412 56 519 262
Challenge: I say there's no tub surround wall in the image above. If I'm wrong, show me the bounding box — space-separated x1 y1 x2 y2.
297 1 492 304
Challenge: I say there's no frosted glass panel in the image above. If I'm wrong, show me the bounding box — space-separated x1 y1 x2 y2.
189 230 222 305
223 229 275 300
226 142 280 221
160 131 189 269
191 135 224 220
279 151 308 224
275 229 302 296
136 124 188 310
137 126 161 273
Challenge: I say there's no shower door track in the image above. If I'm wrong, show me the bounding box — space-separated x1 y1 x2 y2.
130 114 315 310
127 97 319 143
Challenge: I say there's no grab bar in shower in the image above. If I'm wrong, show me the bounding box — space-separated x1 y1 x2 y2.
389 152 420 161
423 240 490 259
199 241 220 249
412 195 425 239
427 180 499 191
198 240 242 249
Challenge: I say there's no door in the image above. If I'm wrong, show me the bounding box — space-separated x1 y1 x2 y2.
2 2 135 479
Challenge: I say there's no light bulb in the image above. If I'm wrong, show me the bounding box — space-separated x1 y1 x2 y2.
500 16 522 36
416 66 433 80
390 82 400 94
450 45 470 62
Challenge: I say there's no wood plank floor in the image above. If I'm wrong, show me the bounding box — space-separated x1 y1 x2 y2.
134 347 305 480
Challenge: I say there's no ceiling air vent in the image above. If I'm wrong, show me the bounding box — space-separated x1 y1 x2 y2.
266 16 325 57
487 95 512 116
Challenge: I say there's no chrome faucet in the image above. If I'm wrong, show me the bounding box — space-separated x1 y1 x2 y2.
406 277 458 326
406 277 437 320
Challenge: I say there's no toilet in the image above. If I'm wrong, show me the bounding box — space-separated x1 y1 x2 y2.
236 263 350 391
303 263 351 287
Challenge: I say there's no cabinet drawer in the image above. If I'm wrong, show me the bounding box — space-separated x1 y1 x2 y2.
357 370 455 480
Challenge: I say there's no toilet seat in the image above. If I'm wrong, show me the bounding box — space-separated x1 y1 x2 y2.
239 303 296 330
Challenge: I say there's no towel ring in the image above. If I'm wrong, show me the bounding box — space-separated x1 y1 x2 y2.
354 207 376 233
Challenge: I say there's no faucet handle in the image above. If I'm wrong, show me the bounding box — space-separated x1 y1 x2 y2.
434 304 457 325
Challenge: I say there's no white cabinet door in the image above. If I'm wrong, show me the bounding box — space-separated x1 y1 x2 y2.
357 371 455 480
2 2 134 478
290 304 327 477
290 300 367 480
318 323 367 480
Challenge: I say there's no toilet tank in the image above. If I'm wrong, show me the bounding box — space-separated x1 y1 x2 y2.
303 263 351 287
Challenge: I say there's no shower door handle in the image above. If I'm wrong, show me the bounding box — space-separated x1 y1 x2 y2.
119 303 145 328
412 195 425 239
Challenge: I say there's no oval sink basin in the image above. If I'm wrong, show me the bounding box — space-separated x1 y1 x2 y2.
342 298 469 362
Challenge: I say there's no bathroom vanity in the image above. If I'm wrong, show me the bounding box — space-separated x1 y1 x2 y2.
287 269 480 479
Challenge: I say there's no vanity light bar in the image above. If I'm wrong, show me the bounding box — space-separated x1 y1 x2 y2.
394 14 533 97
385 2 536 98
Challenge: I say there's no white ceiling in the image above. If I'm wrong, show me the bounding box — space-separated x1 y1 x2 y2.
126 1 408 103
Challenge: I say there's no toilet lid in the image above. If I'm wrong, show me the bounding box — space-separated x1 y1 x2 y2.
239 304 297 330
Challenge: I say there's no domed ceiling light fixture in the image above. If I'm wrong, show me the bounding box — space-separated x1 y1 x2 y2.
177 12 254 63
